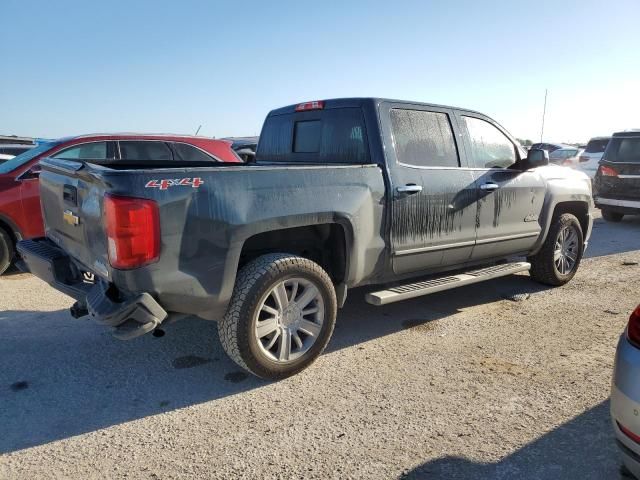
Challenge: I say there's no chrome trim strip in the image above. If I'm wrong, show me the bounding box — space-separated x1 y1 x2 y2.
618 175 640 179
395 240 475 256
394 231 539 256
595 197 640 208
476 231 540 245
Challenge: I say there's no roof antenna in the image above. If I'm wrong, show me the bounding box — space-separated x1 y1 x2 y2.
540 89 547 142
194 125 202 136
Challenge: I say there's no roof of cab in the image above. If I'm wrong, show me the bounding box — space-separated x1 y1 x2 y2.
267 97 485 117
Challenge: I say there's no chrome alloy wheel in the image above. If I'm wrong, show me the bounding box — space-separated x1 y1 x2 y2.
254 277 325 363
554 225 579 275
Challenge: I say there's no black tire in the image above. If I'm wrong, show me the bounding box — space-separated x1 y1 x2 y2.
601 209 624 222
528 213 584 286
0 228 14 275
218 253 337 380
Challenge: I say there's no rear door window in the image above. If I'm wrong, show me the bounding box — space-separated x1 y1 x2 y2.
463 116 516 169
257 107 369 163
390 109 459 168
119 141 173 161
171 142 217 162
585 139 610 154
52 141 116 160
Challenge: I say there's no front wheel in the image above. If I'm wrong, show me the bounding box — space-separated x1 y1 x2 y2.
218 253 337 380
528 213 584 286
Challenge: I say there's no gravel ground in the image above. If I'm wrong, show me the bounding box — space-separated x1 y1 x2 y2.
1 212 639 479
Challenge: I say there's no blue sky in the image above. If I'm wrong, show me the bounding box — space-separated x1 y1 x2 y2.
2 0 639 143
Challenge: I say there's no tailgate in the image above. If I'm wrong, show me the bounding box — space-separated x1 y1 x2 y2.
39 158 111 277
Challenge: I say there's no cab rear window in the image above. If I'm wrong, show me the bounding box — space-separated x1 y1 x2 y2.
604 137 640 163
257 108 369 163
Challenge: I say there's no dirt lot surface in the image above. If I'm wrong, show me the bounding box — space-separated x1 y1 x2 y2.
1 212 639 479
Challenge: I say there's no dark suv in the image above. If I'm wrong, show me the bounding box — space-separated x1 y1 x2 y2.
594 131 640 222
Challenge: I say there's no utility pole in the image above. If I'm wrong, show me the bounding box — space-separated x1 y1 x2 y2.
540 89 547 142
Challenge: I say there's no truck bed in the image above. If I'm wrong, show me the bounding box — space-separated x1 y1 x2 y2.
37 157 386 320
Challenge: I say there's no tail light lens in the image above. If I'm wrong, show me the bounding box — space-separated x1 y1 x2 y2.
104 194 160 269
578 155 590 163
618 421 640 445
599 165 618 177
627 304 640 348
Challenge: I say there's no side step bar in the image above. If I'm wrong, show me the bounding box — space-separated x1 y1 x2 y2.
365 262 531 306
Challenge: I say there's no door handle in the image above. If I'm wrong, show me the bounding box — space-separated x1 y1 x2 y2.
480 183 499 191
396 184 423 194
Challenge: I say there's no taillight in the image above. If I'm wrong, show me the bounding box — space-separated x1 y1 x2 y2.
627 304 640 348
104 194 160 269
578 155 590 163
295 101 324 111
599 165 618 177
618 421 640 445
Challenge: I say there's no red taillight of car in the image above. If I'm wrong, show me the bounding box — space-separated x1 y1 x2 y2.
104 194 160 269
618 421 640 445
578 155 590 163
295 100 325 111
599 165 618 177
627 304 640 348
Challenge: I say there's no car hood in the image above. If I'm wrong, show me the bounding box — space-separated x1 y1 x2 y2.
535 164 590 182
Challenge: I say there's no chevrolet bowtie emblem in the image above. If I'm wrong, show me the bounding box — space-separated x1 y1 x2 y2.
63 210 79 226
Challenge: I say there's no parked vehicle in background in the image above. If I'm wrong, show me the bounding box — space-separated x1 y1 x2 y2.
530 142 571 153
593 131 640 222
549 147 582 167
18 98 593 379
0 134 241 274
0 154 15 164
577 136 611 178
225 136 259 162
0 143 35 158
611 303 640 479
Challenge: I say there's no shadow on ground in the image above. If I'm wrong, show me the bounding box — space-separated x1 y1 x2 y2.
400 401 624 480
0 210 636 454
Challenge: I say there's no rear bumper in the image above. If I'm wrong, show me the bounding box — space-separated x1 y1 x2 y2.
17 238 167 339
595 196 640 213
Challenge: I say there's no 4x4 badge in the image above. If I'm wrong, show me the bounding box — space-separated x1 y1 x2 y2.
63 210 79 226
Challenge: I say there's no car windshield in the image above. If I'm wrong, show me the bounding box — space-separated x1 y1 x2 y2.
0 140 62 174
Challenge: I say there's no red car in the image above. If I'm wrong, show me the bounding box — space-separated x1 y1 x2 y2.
0 134 242 274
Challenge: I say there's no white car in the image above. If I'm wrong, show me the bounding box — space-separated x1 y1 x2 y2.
549 147 582 167
577 137 610 178
611 304 640 479
0 153 15 164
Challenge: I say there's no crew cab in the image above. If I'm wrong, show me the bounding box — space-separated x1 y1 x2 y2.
0 134 241 274
18 98 593 379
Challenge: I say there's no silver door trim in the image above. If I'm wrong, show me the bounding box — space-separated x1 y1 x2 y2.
394 240 476 256
475 231 540 245
618 175 640 179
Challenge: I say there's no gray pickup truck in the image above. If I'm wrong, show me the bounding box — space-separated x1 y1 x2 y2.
18 98 593 379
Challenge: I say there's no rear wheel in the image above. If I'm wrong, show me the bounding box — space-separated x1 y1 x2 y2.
601 209 624 222
218 253 337 380
528 213 584 286
0 228 14 275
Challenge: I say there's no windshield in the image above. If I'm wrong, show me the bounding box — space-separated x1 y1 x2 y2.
0 141 62 174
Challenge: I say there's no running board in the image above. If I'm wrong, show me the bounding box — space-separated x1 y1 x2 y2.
365 262 531 306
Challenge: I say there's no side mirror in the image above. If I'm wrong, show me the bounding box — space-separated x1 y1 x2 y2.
524 148 549 169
